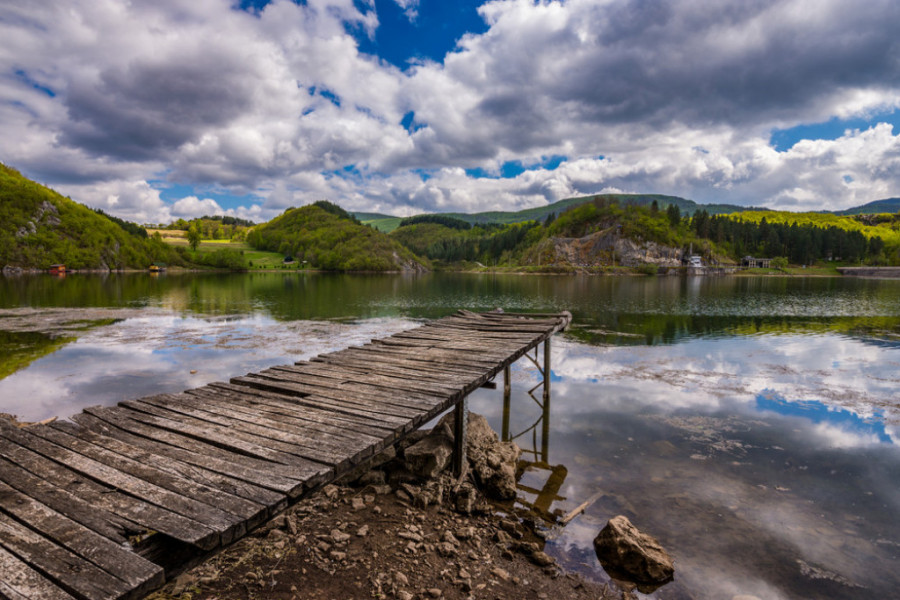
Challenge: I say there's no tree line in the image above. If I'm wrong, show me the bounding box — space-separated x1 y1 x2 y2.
690 211 887 264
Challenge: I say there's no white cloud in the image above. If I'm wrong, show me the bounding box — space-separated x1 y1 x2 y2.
1 0 899 220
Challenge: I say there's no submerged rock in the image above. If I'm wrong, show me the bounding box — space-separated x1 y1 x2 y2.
593 515 674 585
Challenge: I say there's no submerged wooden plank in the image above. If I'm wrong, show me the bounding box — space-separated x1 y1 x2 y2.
0 544 76 600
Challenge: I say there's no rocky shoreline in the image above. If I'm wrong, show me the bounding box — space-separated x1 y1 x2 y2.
145 414 632 600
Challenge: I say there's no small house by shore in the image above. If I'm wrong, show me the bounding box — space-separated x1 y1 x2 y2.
742 256 772 268
48 264 66 274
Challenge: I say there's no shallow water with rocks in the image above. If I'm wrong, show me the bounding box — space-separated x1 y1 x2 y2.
2 272 899 599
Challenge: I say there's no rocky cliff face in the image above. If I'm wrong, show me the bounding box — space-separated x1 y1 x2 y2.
548 227 683 267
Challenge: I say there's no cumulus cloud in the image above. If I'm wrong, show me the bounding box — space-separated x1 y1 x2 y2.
1 0 898 221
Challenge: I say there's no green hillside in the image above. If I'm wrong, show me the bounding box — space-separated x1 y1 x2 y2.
247 201 427 271
0 164 183 270
833 198 900 216
729 210 900 246
360 193 766 232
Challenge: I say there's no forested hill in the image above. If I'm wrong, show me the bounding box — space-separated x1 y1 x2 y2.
0 164 182 270
246 201 427 271
357 193 764 232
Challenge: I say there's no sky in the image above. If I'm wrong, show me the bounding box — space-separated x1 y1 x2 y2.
1 0 899 224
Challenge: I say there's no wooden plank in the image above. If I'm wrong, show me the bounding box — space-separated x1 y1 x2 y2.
80 406 312 495
114 400 326 472
277 362 451 405
0 435 219 550
312 356 495 400
232 374 428 421
312 356 480 388
285 362 460 399
0 511 132 600
321 346 486 375
26 422 266 526
0 480 164 597
121 398 344 471
0 421 234 547
138 394 369 469
0 456 133 545
260 366 447 410
186 386 388 446
50 420 282 517
0 544 76 600
204 382 401 435
69 412 295 507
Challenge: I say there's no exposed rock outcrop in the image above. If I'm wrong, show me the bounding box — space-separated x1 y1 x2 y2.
593 515 674 585
548 227 684 267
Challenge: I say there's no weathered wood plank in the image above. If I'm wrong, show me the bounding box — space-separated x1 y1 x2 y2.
186 387 387 447
232 375 427 421
0 510 132 600
0 434 219 550
26 422 266 527
0 420 235 547
139 394 370 469
69 412 294 508
0 544 77 600
0 480 164 597
204 382 401 435
122 397 346 471
50 420 282 518
80 406 311 494
272 363 448 406
115 400 328 474
0 456 133 545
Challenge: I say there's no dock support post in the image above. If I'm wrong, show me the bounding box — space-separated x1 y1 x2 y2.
501 365 511 441
453 396 469 477
543 338 551 403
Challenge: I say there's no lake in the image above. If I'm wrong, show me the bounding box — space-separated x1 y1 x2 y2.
1 272 899 599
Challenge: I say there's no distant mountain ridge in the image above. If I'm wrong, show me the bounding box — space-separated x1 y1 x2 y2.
355 193 765 232
833 198 900 216
356 194 900 232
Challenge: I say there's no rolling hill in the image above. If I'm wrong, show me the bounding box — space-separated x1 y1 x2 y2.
247 201 427 271
0 164 183 270
357 193 766 232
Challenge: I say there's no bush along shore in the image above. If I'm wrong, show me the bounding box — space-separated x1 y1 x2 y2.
146 413 676 600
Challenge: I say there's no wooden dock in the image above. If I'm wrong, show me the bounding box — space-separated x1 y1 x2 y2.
0 310 571 600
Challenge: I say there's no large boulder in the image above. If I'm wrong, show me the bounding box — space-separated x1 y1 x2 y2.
593 515 674 585
438 412 521 500
403 422 454 479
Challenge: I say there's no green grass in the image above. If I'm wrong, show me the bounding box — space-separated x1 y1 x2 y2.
361 217 403 232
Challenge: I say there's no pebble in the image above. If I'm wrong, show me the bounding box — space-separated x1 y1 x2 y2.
329 551 347 562
356 524 369 537
394 571 409 585
331 529 351 544
427 588 443 597
530 551 555 567
490 567 510 581
398 592 413 600
351 497 366 510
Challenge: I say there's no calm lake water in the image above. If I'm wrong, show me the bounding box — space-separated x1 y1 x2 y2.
2 272 899 599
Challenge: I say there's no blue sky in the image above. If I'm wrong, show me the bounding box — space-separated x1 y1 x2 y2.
1 0 899 223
